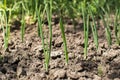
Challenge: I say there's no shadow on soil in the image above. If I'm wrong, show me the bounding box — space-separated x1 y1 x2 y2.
10 20 21 32
80 60 98 72
108 61 120 79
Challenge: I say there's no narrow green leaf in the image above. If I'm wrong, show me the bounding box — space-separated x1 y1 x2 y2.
60 17 68 64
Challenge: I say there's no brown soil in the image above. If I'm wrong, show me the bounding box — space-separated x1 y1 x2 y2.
0 18 120 80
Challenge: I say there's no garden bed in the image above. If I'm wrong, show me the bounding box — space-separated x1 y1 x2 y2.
0 19 120 80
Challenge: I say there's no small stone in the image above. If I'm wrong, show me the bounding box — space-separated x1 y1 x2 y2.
114 78 120 80
26 40 32 47
54 36 63 47
53 69 66 78
70 63 83 72
50 60 59 69
28 73 43 80
0 72 6 80
99 41 108 49
33 45 43 52
40 72 46 78
93 75 101 80
17 67 22 77
97 47 105 56
67 71 79 79
75 38 81 45
51 51 63 59
113 56 120 62
111 44 120 49
68 53 75 59
103 49 120 60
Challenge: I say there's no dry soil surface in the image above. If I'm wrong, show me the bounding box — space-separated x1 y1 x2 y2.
0 19 120 80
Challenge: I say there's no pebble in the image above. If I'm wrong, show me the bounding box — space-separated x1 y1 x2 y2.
53 69 66 79
54 36 63 47
33 45 43 52
0 72 6 80
67 71 79 79
111 44 120 49
50 60 59 69
17 67 22 77
93 75 101 80
114 78 120 80
103 49 120 60
68 53 75 59
69 63 83 72
113 56 120 62
51 51 63 59
39 72 46 78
